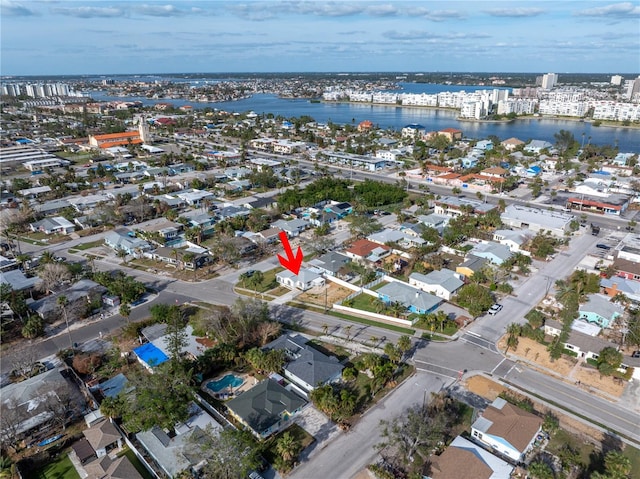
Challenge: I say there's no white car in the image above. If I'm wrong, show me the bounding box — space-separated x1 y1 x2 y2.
488 304 503 315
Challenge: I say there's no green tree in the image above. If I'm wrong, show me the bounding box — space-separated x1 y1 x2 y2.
194 427 261 479
397 335 412 359
603 450 632 478
455 284 494 317
164 306 188 365
597 347 623 376
528 461 554 479
384 342 401 364
554 129 576 157
119 303 131 324
276 431 301 463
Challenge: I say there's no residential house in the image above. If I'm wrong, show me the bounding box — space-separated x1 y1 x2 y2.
501 204 573 238
82 455 143 479
344 239 391 264
133 342 169 371
470 242 513 266
409 269 464 301
324 201 353 218
263 334 344 394
471 397 542 462
28 279 107 321
426 435 513 479
501 137 524 151
226 379 307 439
0 368 84 441
434 196 496 217
524 139 552 154
228 236 258 256
136 402 222 478
243 196 278 211
600 276 640 304
612 257 640 282
417 213 449 234
308 251 351 277
439 128 463 141
152 247 212 270
176 188 216 207
249 227 281 245
30 216 75 235
376 281 441 316
0 269 38 292
104 230 152 256
0 255 17 273
33 199 71 216
136 218 183 243
368 229 426 249
272 218 311 237
578 294 624 328
456 255 489 279
492 229 532 253
82 418 122 458
544 320 617 360
217 205 251 220
276 269 325 291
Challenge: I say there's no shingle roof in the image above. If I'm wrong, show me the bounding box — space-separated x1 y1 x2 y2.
264 334 343 389
83 419 121 451
409 269 464 294
473 398 542 453
226 379 307 434
429 436 512 479
377 281 441 312
579 294 624 320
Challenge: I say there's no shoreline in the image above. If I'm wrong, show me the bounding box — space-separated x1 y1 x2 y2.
321 100 639 129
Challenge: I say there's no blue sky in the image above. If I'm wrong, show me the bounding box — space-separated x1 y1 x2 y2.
1 1 639 75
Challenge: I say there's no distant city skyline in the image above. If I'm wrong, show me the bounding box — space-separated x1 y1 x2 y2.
1 0 639 76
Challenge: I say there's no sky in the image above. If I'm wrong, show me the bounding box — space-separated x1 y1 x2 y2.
1 0 639 76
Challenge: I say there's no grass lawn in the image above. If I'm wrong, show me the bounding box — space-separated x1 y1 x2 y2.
34 455 80 479
414 318 458 336
262 423 315 464
546 428 596 466
329 311 415 335
238 267 283 293
346 293 379 313
118 447 155 479
623 445 640 474
72 239 104 251
421 333 450 342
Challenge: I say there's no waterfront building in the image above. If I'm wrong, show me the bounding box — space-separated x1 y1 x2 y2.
541 73 558 89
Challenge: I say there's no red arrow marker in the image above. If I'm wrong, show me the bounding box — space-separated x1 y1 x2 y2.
277 231 303 275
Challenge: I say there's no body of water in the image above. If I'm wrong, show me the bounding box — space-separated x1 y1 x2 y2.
88 84 640 151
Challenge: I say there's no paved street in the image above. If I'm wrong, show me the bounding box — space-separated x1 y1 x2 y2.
289 371 452 479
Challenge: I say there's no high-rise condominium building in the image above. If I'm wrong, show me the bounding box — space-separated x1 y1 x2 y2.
541 73 558 90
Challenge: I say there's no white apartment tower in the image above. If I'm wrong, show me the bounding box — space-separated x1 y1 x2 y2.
611 75 623 86
541 73 558 90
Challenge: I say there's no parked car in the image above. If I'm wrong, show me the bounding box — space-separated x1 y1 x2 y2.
596 244 611 250
488 304 503 315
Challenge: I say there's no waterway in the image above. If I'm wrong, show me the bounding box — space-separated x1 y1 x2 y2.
87 84 640 151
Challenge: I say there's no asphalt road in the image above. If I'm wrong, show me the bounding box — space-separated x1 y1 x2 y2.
289 371 451 479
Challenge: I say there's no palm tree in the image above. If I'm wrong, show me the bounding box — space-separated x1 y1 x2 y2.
119 303 131 324
116 248 127 264
275 432 300 463
57 295 73 350
603 451 631 478
247 270 264 294
41 251 55 264
322 323 329 336
343 324 352 341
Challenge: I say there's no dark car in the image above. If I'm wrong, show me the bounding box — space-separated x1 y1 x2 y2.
596 244 611 250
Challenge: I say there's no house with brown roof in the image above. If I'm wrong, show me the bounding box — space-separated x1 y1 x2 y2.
427 435 513 479
501 137 524 151
344 239 390 264
84 455 144 479
471 397 542 462
438 128 463 141
82 418 122 457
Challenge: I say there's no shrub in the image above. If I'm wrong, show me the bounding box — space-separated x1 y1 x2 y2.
72 353 102 375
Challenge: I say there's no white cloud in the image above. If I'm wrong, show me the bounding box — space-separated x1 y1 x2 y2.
575 2 640 18
485 8 545 18
51 6 123 18
0 0 38 16
382 30 489 40
134 4 187 17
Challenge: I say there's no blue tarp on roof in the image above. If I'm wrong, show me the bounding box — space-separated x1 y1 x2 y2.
94 373 132 398
133 343 168 368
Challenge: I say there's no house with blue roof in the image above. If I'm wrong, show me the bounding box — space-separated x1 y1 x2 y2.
526 165 542 177
461 157 479 169
578 294 624 328
376 281 441 316
133 343 169 371
469 242 513 266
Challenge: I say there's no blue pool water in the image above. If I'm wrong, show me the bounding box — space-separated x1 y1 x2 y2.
207 374 244 393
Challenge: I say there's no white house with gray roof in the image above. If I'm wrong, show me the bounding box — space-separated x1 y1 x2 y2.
501 204 573 237
104 230 153 256
492 229 533 253
308 251 350 277
276 268 325 291
409 269 464 301
30 216 75 235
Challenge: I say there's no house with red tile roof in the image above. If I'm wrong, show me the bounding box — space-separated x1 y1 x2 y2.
344 239 390 263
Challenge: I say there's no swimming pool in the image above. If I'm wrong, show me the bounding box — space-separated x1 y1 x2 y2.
207 374 244 393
